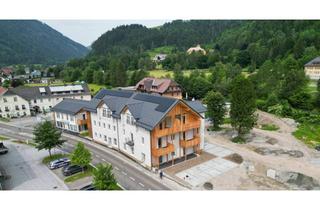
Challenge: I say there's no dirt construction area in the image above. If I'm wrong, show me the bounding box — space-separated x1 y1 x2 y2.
165 110 320 190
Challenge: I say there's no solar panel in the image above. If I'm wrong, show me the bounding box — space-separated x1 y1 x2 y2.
133 93 177 112
39 87 46 93
95 89 133 99
49 85 83 92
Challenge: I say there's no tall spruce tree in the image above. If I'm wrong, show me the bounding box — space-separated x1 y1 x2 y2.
230 75 257 140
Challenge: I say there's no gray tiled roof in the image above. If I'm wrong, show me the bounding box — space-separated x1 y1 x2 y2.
305 56 320 67
5 84 90 100
185 100 207 113
51 98 100 115
53 89 205 131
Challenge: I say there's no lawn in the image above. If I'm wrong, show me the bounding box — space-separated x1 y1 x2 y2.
42 153 69 164
148 69 211 78
64 165 94 183
305 80 318 98
260 123 279 131
0 135 9 141
293 123 320 147
0 117 10 122
12 140 37 147
146 46 175 58
87 83 105 95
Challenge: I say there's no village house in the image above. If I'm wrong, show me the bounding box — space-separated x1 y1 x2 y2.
305 56 320 80
52 89 206 169
135 77 183 99
152 54 167 62
187 44 206 55
0 84 91 118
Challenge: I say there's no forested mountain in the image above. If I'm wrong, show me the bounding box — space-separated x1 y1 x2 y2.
0 20 88 67
214 20 320 69
91 20 242 55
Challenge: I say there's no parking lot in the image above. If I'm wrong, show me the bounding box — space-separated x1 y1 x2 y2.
0 141 67 190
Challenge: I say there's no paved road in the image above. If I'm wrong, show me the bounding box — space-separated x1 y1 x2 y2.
0 122 170 190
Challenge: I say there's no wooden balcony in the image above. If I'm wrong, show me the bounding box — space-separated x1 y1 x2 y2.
152 143 174 157
154 121 201 137
180 136 200 148
77 119 87 125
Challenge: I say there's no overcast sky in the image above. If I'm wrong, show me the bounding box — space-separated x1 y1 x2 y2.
42 20 171 47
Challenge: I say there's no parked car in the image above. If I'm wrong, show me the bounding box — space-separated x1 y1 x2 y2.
48 158 70 170
62 165 83 176
80 183 95 191
315 145 320 151
0 142 8 155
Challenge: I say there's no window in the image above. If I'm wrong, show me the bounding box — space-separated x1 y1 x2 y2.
182 115 186 124
113 138 117 145
14 97 17 102
5 106 9 112
108 137 111 144
94 120 96 126
123 129 125 134
3 98 7 103
107 109 112 118
113 125 116 131
171 134 175 140
103 123 106 128
102 108 107 117
70 116 74 121
141 137 144 144
98 121 101 127
56 98 59 101
22 105 26 110
104 135 107 142
40 99 43 103
94 132 97 137
56 113 60 119
141 153 145 162
99 133 102 138
164 116 172 128
15 105 19 110
108 124 111 129
159 122 163 130
34 99 37 104
66 115 69 120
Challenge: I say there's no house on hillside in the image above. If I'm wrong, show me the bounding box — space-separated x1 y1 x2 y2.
152 54 167 62
52 89 206 169
135 77 183 99
187 44 206 55
0 67 13 79
305 57 320 80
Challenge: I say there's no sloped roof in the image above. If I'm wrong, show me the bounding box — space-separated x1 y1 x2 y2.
52 98 100 115
5 84 90 100
185 100 207 113
135 77 180 94
305 56 320 67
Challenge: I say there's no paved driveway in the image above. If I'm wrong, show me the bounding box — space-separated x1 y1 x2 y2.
175 142 239 187
0 141 67 190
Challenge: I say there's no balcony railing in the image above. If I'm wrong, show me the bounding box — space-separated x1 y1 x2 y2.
180 136 200 148
155 121 201 137
152 143 174 157
77 119 87 125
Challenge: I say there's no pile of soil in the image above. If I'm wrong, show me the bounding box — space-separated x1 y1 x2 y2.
254 147 304 158
224 153 244 164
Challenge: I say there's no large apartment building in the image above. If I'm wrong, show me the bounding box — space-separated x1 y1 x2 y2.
0 84 91 118
52 89 206 169
305 56 320 80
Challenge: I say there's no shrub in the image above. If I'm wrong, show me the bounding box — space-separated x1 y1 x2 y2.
231 136 246 144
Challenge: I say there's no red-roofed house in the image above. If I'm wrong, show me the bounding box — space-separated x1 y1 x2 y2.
0 67 13 77
135 77 182 99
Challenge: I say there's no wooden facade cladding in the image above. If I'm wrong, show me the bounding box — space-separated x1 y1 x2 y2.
77 119 87 125
180 136 200 148
150 101 202 167
152 143 174 157
85 111 93 138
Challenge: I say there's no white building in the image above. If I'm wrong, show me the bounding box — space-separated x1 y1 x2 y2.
0 87 31 118
52 89 207 170
0 84 91 118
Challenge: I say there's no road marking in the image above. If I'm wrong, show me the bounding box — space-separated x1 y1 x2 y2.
102 158 106 162
139 183 145 187
129 177 135 181
114 166 119 170
121 171 127 176
95 154 100 158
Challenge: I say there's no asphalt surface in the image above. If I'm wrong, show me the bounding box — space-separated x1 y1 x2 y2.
0 122 170 190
